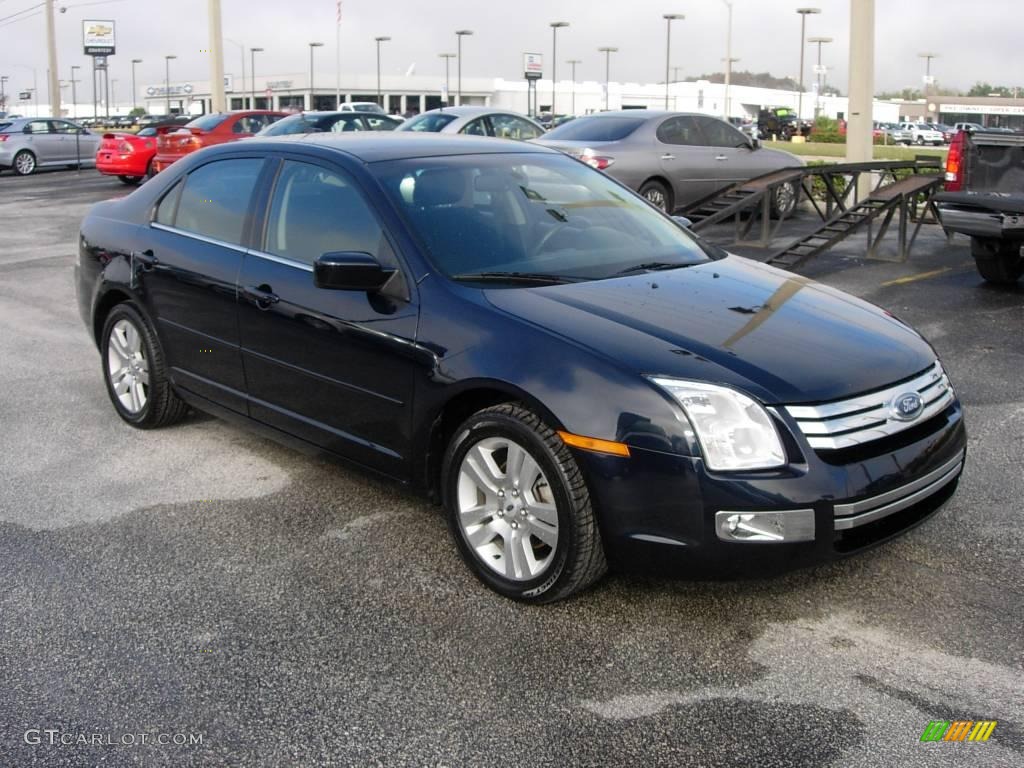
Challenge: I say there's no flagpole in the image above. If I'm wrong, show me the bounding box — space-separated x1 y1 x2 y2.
335 1 342 109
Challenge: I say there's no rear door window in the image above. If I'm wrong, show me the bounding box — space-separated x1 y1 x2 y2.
489 114 543 140
172 158 265 245
24 121 52 135
655 116 703 146
461 118 489 136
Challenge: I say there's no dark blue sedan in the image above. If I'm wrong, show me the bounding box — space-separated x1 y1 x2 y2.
75 134 966 602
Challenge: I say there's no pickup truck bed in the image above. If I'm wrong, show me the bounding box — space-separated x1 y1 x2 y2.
936 131 1024 284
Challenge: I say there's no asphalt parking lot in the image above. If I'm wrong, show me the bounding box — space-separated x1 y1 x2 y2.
1 168 1022 767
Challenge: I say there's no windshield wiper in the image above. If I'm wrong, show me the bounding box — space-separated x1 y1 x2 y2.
611 262 685 276
451 271 576 285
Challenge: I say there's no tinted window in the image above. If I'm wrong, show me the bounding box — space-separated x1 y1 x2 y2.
265 161 383 265
0 122 12 133
373 155 710 281
186 113 228 131
137 127 158 137
399 112 457 132
365 115 400 131
461 118 488 136
543 116 645 142
173 158 263 245
490 114 542 140
24 121 51 134
51 121 80 135
328 115 365 133
154 180 182 225
696 116 747 148
258 114 316 136
656 116 703 146
232 114 278 134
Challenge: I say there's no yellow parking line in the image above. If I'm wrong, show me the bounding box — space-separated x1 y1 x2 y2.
881 267 951 287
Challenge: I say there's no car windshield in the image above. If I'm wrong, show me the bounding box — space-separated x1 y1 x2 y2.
399 112 457 132
372 154 712 284
186 113 228 131
543 116 646 142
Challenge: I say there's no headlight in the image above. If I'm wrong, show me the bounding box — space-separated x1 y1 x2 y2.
647 378 786 471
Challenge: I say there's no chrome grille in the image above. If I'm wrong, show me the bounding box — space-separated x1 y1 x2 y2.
783 362 955 450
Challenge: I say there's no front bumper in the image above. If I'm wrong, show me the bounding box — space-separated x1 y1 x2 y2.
575 398 966 575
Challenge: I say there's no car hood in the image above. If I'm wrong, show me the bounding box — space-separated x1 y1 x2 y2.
483 255 935 405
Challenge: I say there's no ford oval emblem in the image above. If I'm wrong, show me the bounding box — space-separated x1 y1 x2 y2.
891 392 924 421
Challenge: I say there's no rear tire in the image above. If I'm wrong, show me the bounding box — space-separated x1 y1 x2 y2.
100 303 190 428
442 403 607 603
970 238 1024 285
771 181 799 219
12 150 36 176
639 179 672 213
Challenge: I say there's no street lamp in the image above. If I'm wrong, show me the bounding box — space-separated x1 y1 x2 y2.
807 36 832 118
722 0 733 118
795 8 821 120
439 53 456 105
130 59 141 111
567 58 581 115
70 65 80 118
309 42 324 110
164 55 176 115
663 14 684 110
250 47 263 108
375 36 391 110
597 46 618 111
550 22 569 116
455 29 473 106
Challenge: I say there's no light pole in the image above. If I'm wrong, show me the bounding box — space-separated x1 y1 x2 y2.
598 47 618 111
375 36 391 110
0 76 7 114
111 78 117 113
70 65 80 118
164 55 176 115
455 30 473 106
549 22 568 116
567 58 581 115
808 36 832 119
663 14 684 110
224 38 246 108
722 0 733 118
130 59 141 111
919 51 938 119
439 53 456 104
795 8 821 120
250 47 263 108
309 42 324 110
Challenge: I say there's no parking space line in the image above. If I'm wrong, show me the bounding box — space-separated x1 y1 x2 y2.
880 268 952 287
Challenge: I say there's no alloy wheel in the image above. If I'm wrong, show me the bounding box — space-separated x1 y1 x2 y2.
644 188 667 210
456 436 559 581
106 319 150 413
14 152 35 175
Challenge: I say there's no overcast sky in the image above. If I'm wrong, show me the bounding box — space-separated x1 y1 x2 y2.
1 0 1019 99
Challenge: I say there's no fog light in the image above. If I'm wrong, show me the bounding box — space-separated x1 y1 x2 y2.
715 509 815 543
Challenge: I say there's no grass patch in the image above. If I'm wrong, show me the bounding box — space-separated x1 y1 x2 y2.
765 140 947 161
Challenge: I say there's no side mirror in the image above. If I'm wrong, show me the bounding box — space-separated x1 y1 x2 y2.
672 215 693 230
749 137 760 150
314 251 394 292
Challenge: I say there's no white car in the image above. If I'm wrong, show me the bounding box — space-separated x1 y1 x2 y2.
339 102 386 114
899 122 944 146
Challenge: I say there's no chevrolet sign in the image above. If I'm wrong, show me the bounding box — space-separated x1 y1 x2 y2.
83 19 116 56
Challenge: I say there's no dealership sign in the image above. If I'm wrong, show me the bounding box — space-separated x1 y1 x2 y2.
83 20 115 56
940 103 1024 116
524 53 543 80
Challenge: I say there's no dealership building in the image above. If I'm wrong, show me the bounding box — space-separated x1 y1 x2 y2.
895 96 1024 130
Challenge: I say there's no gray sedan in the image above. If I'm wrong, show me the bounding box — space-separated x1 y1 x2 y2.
397 106 545 141
533 111 802 214
0 117 101 175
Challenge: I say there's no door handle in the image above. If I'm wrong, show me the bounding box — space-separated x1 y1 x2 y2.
134 249 158 271
242 284 280 309
661 153 675 160
715 155 728 161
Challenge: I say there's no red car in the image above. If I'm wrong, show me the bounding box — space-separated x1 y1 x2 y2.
152 110 285 174
95 118 191 185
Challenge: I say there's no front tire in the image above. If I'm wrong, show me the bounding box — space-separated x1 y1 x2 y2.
971 238 1023 284
442 403 607 603
12 150 36 176
639 179 672 212
100 303 189 428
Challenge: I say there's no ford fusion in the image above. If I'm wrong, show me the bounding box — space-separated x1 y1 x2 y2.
75 134 966 602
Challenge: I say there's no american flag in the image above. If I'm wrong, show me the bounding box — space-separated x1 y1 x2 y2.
337 1 342 25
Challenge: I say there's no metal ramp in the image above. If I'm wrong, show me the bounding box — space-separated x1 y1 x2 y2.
766 174 943 271
684 168 805 231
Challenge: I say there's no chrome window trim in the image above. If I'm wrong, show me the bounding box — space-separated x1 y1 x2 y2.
783 362 955 450
833 453 964 531
246 249 314 273
150 222 248 255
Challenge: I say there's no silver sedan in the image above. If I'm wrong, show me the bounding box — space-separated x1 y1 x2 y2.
0 117 101 175
396 106 545 141
533 110 803 214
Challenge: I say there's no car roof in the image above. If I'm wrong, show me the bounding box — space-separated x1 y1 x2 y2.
228 132 557 163
418 106 518 118
573 110 716 120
